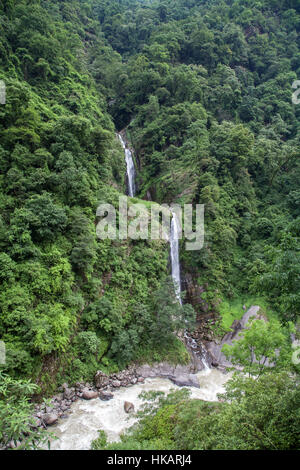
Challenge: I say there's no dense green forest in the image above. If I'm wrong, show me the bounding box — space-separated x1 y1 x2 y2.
0 0 299 450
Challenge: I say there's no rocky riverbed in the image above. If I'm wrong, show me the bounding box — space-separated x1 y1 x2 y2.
28 361 205 433
5 306 262 449
47 368 232 450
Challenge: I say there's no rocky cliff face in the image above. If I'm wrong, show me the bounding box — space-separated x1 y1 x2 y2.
182 272 209 314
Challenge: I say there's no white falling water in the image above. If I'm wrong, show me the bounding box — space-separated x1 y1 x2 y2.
170 211 210 371
118 133 136 197
170 212 182 304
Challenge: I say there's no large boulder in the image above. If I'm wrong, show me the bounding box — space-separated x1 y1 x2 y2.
135 362 194 379
205 305 262 369
63 387 75 401
111 380 121 388
95 371 110 389
170 374 200 388
43 413 58 426
124 401 134 413
8 440 21 449
82 389 98 400
99 390 114 401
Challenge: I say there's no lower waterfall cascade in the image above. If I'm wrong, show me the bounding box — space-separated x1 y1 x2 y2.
169 212 210 371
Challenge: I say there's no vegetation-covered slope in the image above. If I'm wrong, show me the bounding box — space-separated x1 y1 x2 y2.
0 0 300 451
95 0 300 322
0 0 192 392
0 0 299 423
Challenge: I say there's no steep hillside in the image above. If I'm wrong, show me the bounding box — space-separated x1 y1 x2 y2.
0 0 299 390
96 0 300 323
0 0 300 452
0 1 187 393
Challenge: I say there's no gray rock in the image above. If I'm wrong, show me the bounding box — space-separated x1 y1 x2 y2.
82 389 98 400
8 440 21 449
31 417 41 428
112 380 121 388
135 362 195 379
52 393 63 402
99 390 114 401
63 387 75 400
205 305 262 369
95 371 110 389
124 401 134 413
170 374 200 388
43 413 58 426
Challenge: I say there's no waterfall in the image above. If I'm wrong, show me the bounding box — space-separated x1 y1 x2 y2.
118 134 136 197
170 211 210 371
170 212 182 305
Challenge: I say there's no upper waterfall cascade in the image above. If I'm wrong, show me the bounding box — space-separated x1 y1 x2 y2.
118 134 136 198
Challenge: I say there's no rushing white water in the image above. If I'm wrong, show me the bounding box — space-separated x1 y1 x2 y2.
118 133 136 197
49 370 231 450
170 212 182 304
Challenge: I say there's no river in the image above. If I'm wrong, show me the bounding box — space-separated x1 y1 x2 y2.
49 368 231 450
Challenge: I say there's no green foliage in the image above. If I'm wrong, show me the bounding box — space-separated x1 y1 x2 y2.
91 430 107 450
0 372 50 449
222 318 295 376
0 0 176 387
149 277 196 344
253 230 300 322
109 277 195 367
